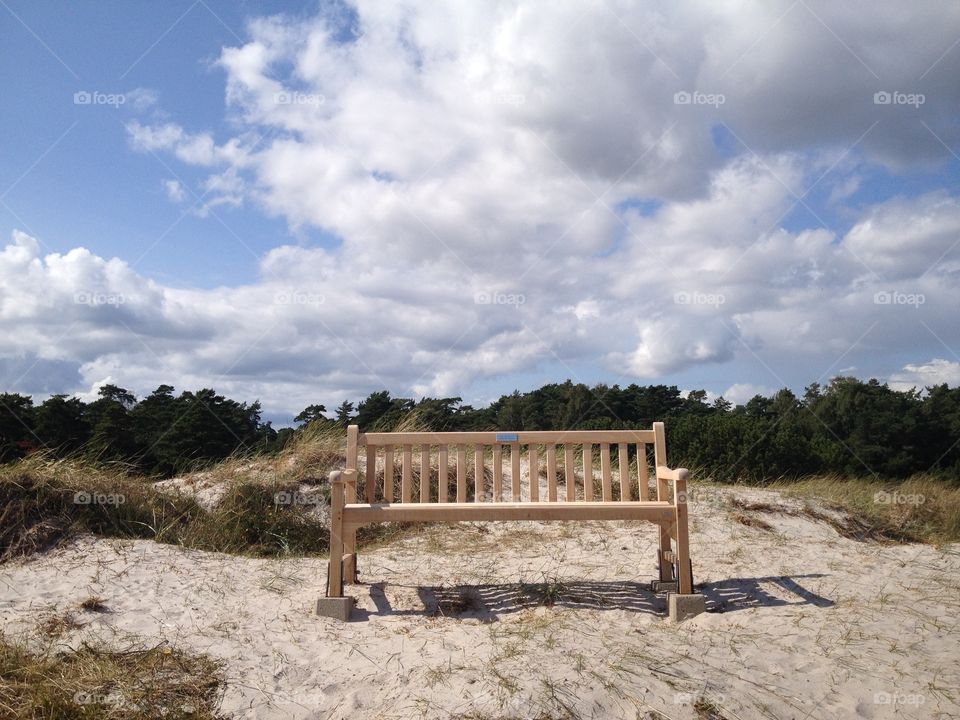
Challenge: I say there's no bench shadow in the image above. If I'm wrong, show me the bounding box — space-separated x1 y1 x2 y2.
698 574 834 613
420 580 666 621
349 580 664 621
351 573 833 621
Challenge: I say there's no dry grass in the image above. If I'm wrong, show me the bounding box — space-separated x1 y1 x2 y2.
693 697 731 720
202 421 346 486
722 474 960 545
0 634 225 719
731 511 774 532
0 455 328 563
79 596 110 613
37 610 84 638
776 474 960 545
0 460 329 561
0 435 420 564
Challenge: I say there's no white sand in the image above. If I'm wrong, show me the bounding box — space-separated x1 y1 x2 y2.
1 484 958 719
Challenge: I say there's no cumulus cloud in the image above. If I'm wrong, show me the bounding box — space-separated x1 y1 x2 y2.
889 359 960 391
162 179 186 203
723 383 777 406
5 1 960 414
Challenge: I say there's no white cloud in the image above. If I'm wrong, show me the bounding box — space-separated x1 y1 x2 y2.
124 87 159 112
7 1 960 413
162 179 186 203
889 359 960 391
723 383 776 406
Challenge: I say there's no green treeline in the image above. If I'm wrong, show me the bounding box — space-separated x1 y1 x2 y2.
1 377 958 481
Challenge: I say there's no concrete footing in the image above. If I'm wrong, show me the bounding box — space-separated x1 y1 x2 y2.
668 593 706 622
651 580 679 593
316 596 355 621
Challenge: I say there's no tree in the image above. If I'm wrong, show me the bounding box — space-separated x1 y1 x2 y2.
354 391 414 430
86 385 137 461
414 397 462 430
0 393 36 461
294 404 328 426
712 396 733 412
35 395 89 454
334 400 355 427
129 385 179 474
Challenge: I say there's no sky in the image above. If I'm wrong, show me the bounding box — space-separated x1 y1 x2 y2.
1 0 960 426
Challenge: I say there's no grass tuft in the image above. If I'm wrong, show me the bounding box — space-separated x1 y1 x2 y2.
79 596 110 613
776 474 960 545
0 634 225 719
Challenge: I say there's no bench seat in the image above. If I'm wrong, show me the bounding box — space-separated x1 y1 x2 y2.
343 500 675 524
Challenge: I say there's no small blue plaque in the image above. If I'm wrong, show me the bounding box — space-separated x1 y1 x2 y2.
496 432 519 442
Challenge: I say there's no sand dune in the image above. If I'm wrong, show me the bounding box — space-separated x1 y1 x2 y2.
1 484 957 719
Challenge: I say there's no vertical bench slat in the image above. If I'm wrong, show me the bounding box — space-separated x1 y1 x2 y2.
343 427 359 583
618 442 630 501
420 446 430 503
582 444 593 501
457 444 467 502
384 445 394 503
365 444 376 503
564 444 575 501
653 422 672 583
511 443 521 501
438 446 448 503
402 445 413 503
600 443 612 500
637 443 649 501
528 444 539 502
492 445 502 502
474 444 485 502
546 444 557 502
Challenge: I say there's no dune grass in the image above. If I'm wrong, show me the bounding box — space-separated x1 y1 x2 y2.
775 474 960 545
0 456 332 561
0 634 225 719
0 422 418 563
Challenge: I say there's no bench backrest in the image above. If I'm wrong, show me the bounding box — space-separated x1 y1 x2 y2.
345 423 671 504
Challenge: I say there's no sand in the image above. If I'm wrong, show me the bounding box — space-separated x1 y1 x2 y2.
1 483 958 719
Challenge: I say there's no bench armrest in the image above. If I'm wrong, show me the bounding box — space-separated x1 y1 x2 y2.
328 469 358 484
655 465 689 504
655 466 688 482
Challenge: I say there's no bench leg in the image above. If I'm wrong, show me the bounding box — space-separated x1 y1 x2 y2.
343 529 357 584
674 478 692 595
657 524 673 582
327 474 345 598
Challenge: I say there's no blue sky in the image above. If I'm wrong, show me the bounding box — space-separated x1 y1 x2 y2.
0 1 320 288
2 1 959 425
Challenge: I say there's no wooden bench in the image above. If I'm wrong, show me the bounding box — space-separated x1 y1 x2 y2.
319 423 704 621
